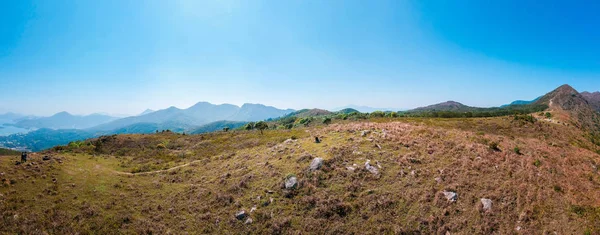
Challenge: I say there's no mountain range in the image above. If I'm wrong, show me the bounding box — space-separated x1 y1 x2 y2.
10 112 118 129
2 85 600 152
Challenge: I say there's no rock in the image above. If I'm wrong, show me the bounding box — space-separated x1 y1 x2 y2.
481 198 492 212
235 211 248 220
346 166 356 172
309 158 324 171
442 191 458 202
284 176 298 190
42 156 51 161
250 205 257 213
361 130 371 137
283 139 296 144
365 160 379 175
434 177 442 184
245 218 253 224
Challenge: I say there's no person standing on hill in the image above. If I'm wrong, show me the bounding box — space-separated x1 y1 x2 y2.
21 152 27 163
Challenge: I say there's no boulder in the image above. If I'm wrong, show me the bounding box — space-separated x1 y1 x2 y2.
244 218 253 224
284 176 298 190
361 130 371 137
365 160 379 175
309 158 324 171
481 198 492 212
442 191 458 202
42 156 51 161
235 211 248 220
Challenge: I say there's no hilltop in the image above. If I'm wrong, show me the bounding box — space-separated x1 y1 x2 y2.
1 84 600 234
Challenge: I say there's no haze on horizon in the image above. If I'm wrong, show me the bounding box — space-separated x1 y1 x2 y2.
1 0 599 116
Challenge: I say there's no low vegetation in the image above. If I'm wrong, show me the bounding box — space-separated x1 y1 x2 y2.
1 114 599 234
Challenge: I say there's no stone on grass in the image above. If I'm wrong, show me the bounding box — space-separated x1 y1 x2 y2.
361 130 371 137
481 198 492 212
43 156 51 161
309 158 324 171
284 176 298 190
443 191 458 202
365 160 379 175
235 211 248 220
245 218 253 224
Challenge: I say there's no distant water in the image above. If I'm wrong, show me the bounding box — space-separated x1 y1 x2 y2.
0 123 31 136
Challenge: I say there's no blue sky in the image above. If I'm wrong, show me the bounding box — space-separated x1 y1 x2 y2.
0 0 599 116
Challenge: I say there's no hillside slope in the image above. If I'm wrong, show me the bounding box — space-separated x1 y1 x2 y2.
1 116 599 234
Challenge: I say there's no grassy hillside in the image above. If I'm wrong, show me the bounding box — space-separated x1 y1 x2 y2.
1 116 599 234
0 147 20 156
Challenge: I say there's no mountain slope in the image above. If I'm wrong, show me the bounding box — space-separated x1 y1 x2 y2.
12 112 118 129
412 101 473 112
534 84 600 131
581 91 600 112
2 116 599 234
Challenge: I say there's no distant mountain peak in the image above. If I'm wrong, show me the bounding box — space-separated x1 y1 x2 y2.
412 101 469 112
53 111 73 117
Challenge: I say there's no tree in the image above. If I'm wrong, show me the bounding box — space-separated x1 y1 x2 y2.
322 117 332 125
254 121 268 134
245 122 255 130
223 127 230 132
369 111 385 118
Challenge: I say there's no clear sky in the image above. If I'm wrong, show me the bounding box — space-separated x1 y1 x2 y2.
1 0 599 116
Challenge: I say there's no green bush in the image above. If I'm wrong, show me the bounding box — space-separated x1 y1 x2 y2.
322 117 332 125
513 147 522 155
369 111 385 118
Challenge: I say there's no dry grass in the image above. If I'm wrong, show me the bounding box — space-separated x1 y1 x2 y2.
1 117 599 234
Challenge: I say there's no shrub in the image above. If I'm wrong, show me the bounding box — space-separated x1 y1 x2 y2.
513 147 522 155
545 112 552 118
514 114 536 124
245 122 255 130
254 121 269 134
322 117 332 125
369 111 385 118
387 112 398 118
533 159 541 167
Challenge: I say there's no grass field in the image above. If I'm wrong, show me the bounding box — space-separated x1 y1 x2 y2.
1 116 599 234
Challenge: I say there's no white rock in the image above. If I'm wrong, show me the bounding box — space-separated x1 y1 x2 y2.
250 205 257 213
361 130 371 137
245 218 253 224
365 160 379 175
443 191 458 202
481 198 492 212
309 158 324 171
235 211 248 220
285 176 298 189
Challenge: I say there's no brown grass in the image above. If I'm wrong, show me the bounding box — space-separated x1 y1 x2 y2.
1 117 599 234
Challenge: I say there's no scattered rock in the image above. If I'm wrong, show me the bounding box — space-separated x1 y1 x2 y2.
284 176 298 190
309 158 324 171
434 177 442 184
235 211 248 220
245 218 253 224
346 166 356 172
250 205 257 213
481 198 492 212
442 191 458 202
42 156 51 161
365 160 379 175
283 139 296 144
